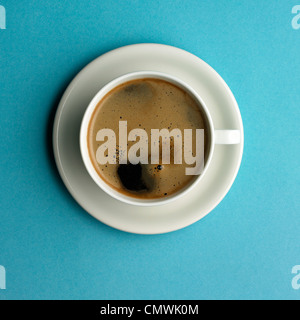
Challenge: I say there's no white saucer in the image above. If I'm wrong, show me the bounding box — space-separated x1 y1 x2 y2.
53 43 244 234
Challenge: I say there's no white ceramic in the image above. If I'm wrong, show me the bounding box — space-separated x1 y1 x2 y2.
53 43 244 234
80 71 241 206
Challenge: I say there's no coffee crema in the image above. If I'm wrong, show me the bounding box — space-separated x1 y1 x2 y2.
87 78 208 199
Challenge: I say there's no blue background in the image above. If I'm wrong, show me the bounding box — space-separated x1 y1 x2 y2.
0 0 299 300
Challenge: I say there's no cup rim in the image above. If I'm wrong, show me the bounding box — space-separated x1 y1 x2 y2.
80 71 215 206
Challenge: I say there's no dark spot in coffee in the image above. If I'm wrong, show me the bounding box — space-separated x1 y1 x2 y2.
123 83 153 99
124 84 138 93
117 163 148 192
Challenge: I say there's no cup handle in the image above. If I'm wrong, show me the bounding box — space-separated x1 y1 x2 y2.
214 130 241 144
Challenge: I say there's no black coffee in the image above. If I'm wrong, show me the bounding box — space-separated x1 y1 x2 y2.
87 78 208 199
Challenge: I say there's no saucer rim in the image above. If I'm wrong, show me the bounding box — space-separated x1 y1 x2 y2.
53 43 244 234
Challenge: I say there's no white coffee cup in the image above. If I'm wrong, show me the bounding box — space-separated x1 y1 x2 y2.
80 71 241 206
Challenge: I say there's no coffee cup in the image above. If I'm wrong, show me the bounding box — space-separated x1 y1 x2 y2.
80 71 240 206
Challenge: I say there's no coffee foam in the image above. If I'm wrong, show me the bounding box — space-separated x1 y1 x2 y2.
87 78 208 199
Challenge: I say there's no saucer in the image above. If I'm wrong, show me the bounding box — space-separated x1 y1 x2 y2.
53 43 244 234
